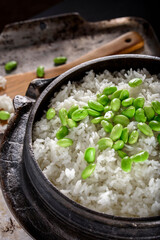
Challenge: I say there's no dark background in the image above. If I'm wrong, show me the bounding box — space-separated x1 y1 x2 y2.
0 0 160 41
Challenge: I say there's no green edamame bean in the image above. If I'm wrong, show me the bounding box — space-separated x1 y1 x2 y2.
149 120 160 131
121 97 134 107
121 156 132 172
152 101 160 114
128 130 139 144
72 109 88 121
68 104 79 118
53 56 67 65
113 115 130 127
67 119 77 128
144 106 155 121
104 111 114 120
97 94 109 106
113 140 124 150
110 124 123 141
135 108 146 122
81 163 96 179
130 151 149 162
101 120 113 133
84 147 96 163
120 127 129 143
59 108 68 125
157 134 160 144
56 126 69 139
5 60 17 72
128 78 142 87
122 106 135 118
111 98 121 112
46 108 56 120
96 93 101 98
103 86 117 95
88 100 104 112
91 116 104 124
110 89 123 100
97 137 113 150
119 89 129 101
36 65 45 78
83 106 89 109
137 122 153 137
133 97 145 109
104 105 111 113
154 115 160 122
57 138 73 147
87 109 102 117
117 150 127 159
0 110 10 120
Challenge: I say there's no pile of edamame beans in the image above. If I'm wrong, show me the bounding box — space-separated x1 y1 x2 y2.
4 57 67 77
46 77 160 179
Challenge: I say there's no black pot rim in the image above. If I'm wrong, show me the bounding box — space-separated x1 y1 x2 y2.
24 54 160 228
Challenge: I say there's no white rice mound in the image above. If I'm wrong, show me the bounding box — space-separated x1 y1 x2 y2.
0 76 7 89
0 75 14 133
32 68 160 218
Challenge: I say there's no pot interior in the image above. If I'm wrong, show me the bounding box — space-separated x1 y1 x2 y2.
33 55 160 122
26 54 160 222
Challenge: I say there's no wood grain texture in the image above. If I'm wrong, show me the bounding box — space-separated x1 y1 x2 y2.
1 31 144 99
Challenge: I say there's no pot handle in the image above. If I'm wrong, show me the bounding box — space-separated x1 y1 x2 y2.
0 95 35 146
0 77 51 143
25 77 55 100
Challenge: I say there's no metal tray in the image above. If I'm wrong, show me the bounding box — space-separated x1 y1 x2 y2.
0 13 160 78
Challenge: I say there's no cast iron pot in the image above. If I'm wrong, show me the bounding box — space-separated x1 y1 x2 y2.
1 54 160 240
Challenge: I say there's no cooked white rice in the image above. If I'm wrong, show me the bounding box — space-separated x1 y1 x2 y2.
0 76 14 133
0 76 7 90
0 94 14 133
0 94 14 113
32 68 160 218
